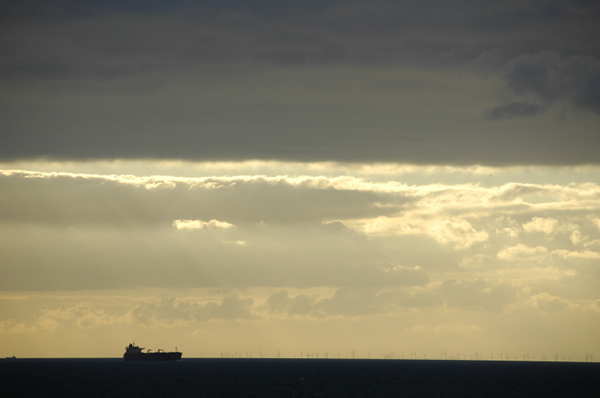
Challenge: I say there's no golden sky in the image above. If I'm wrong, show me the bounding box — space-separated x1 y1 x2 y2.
1 161 599 359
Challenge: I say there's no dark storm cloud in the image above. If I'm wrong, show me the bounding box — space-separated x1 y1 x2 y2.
3 1 598 80
485 101 546 120
487 51 600 118
1 1 600 164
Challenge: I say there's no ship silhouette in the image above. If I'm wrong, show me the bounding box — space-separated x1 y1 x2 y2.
123 343 182 361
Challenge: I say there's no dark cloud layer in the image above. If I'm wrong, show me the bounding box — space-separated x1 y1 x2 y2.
485 102 546 120
1 1 600 165
487 52 600 119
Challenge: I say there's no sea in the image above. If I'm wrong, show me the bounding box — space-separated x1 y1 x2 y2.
2 358 599 397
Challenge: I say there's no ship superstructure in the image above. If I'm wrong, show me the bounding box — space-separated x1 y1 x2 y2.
123 343 182 361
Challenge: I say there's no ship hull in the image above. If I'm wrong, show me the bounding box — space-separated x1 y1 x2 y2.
123 352 182 361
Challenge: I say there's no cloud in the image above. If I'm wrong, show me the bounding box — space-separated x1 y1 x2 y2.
1 4 600 165
263 286 442 318
551 249 600 260
173 219 235 230
523 217 559 236
262 278 521 318
484 102 545 120
358 217 489 249
40 302 119 329
439 279 519 312
404 323 483 334
0 318 52 334
422 220 489 249
264 290 318 316
1 168 599 290
530 292 571 312
4 1 596 82
497 244 549 262
131 295 257 326
0 170 396 226
0 302 123 333
469 48 505 71
488 51 600 118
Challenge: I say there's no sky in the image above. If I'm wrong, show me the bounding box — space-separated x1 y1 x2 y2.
1 1 599 360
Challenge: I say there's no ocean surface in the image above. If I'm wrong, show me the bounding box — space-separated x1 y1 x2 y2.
2 358 599 397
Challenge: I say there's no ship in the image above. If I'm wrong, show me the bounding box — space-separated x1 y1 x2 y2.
123 343 182 361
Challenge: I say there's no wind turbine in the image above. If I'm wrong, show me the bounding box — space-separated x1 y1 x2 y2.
586 353 594 362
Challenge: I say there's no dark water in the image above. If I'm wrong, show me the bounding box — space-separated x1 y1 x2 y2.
1 358 599 397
